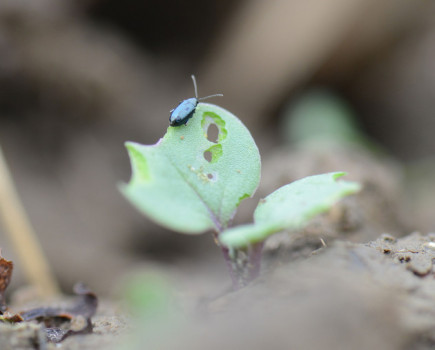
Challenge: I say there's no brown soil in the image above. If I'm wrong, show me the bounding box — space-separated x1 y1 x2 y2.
4 232 435 350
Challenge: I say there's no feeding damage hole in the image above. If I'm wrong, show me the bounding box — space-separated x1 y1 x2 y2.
203 144 223 163
201 112 227 143
204 151 212 162
206 123 219 143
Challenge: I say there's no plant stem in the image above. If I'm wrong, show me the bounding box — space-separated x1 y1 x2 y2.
220 244 242 289
0 146 60 297
219 240 264 290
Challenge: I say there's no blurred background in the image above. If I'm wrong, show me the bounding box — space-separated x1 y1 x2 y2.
1 0 435 295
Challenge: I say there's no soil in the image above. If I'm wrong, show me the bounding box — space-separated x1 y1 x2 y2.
0 299 127 350
123 232 435 350
4 234 435 349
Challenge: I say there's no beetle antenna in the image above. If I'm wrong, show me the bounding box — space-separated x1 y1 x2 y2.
198 94 224 101
191 75 198 99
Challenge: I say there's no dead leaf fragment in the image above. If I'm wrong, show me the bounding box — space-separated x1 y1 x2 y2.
19 282 98 343
0 252 13 313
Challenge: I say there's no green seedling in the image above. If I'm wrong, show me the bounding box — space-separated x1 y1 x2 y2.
120 103 361 288
283 88 382 153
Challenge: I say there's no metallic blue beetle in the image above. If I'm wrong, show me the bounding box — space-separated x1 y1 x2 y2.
169 75 223 127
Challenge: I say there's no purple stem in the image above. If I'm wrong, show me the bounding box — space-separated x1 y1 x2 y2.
220 245 241 289
219 240 264 290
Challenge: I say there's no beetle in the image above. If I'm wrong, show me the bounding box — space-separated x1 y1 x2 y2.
169 75 223 127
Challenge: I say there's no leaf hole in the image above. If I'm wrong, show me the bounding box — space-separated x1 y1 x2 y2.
201 113 227 142
204 151 212 162
203 144 223 163
206 123 219 143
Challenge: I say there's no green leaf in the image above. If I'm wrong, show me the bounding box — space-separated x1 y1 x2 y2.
120 103 261 234
283 89 381 152
220 172 361 248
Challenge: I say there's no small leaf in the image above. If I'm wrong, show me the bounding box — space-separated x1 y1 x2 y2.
121 103 261 234
220 172 361 248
